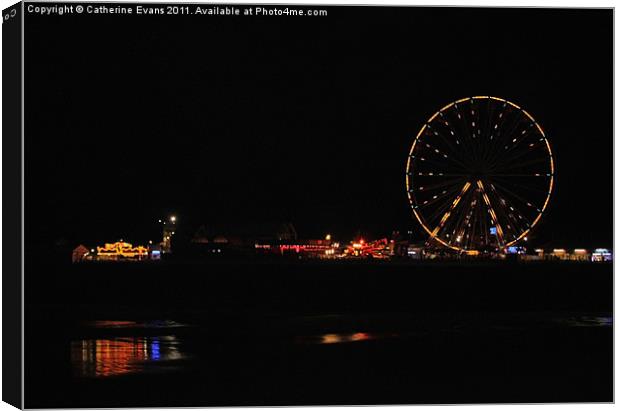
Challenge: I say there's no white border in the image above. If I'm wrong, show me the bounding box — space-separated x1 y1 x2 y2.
0 1 616 411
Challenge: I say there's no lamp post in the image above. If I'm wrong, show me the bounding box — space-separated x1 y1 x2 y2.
161 215 177 253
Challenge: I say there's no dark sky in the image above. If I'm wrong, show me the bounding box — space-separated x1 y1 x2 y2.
25 5 613 249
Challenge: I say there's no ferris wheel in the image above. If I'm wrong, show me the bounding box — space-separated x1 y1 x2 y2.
405 96 554 254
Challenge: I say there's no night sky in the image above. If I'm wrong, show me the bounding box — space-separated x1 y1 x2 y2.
25 5 613 250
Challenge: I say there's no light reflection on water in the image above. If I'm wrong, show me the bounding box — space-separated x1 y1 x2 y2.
84 320 188 329
322 332 371 344
296 315 612 345
71 336 184 378
557 316 613 327
298 332 396 345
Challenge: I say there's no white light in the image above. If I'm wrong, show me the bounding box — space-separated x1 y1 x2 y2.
170 216 177 223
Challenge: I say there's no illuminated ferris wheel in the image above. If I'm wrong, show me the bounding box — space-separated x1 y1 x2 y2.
405 96 554 254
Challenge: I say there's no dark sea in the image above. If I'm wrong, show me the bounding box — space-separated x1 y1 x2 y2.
25 259 613 407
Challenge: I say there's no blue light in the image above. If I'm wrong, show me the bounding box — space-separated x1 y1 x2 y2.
151 338 160 360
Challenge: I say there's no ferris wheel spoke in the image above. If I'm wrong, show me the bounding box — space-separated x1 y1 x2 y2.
462 101 486 164
416 183 465 210
477 193 491 248
476 180 506 246
474 192 491 249
492 129 547 171
409 175 467 193
429 181 472 239
485 184 530 241
426 121 472 168
459 189 485 250
491 154 550 172
424 137 472 171
483 106 527 165
496 107 527 144
431 126 473 170
498 124 540 159
479 100 500 162
490 159 552 176
483 97 499 140
472 100 491 162
451 103 481 165
413 171 469 177
461 99 479 158
480 103 513 162
488 178 544 217
490 184 540 220
424 191 463 230
490 175 551 196
488 132 546 170
411 154 467 174
445 188 477 247
502 211 530 241
489 144 550 173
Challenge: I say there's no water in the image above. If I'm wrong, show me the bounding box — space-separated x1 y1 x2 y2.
64 312 611 376
25 260 613 406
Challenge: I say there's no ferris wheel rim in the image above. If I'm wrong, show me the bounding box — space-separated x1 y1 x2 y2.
405 96 555 253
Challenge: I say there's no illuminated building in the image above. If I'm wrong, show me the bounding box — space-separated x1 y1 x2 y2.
149 243 162 260
570 249 590 261
505 246 526 255
95 241 149 260
407 245 423 259
255 239 335 257
551 249 568 260
592 248 612 262
344 238 391 259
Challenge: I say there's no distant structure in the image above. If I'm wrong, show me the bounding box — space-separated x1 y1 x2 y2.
190 221 298 249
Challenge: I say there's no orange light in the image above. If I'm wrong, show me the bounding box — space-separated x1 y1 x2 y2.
96 241 149 258
321 334 341 344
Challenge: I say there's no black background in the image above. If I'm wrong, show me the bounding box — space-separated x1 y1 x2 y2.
25 5 613 249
